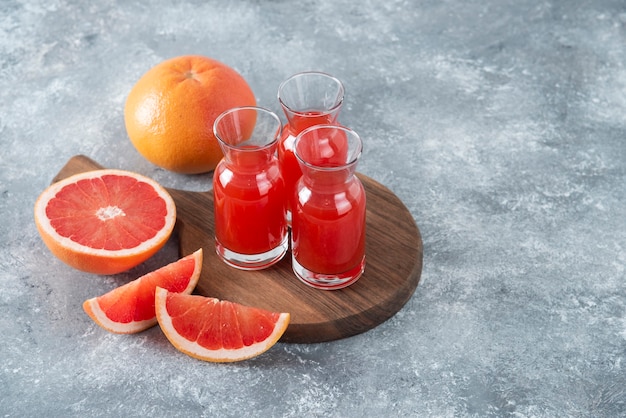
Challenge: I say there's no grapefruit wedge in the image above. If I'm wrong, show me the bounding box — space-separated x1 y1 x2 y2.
34 169 177 275
83 249 203 334
155 288 290 362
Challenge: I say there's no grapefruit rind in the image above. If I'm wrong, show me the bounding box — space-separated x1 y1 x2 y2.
83 301 158 334
155 287 290 362
124 55 257 174
34 169 176 275
83 249 203 334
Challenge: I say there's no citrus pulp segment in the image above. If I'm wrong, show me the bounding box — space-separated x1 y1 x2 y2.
34 169 176 275
155 288 290 362
83 249 203 334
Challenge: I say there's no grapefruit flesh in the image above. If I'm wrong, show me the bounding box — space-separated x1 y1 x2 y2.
34 169 176 275
83 249 203 334
155 287 290 362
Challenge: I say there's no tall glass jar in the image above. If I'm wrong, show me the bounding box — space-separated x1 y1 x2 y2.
277 71 345 224
291 125 366 290
212 106 288 270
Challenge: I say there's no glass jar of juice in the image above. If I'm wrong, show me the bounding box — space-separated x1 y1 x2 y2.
291 125 366 289
277 71 345 224
213 106 288 270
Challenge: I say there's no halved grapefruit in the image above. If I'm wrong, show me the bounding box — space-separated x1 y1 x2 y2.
34 169 177 275
83 249 202 334
155 287 290 362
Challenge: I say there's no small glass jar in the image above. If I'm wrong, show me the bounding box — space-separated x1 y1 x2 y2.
277 71 345 224
291 125 366 289
213 106 288 270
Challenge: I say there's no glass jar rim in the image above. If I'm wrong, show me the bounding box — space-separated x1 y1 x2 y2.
277 71 345 116
294 124 363 171
213 106 282 151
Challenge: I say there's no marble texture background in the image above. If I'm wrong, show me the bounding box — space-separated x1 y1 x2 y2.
1 0 625 416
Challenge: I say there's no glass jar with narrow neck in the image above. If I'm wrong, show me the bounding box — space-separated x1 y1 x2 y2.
213 106 288 270
291 125 366 290
277 71 344 225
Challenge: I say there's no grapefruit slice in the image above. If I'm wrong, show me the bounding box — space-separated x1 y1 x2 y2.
155 287 290 362
34 169 176 275
83 249 202 334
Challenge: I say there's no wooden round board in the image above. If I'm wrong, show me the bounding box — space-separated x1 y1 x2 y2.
53 155 423 343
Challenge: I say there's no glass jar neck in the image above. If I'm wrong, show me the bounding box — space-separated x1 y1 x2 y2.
300 164 357 189
282 107 342 135
222 145 277 172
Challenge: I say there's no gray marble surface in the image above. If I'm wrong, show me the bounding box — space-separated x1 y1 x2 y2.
1 0 625 416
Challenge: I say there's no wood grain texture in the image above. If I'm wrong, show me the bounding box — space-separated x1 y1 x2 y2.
53 155 423 343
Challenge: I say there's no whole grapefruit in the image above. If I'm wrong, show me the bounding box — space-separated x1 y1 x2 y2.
124 55 256 174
